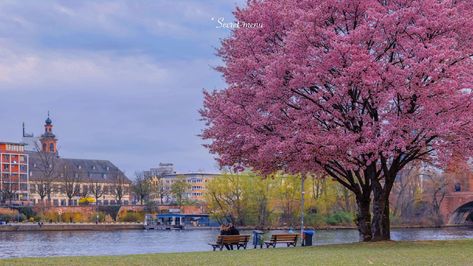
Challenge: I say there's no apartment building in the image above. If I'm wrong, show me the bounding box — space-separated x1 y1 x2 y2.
0 142 29 204
145 163 219 203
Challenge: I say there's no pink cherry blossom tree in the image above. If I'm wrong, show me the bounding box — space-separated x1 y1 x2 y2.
201 0 473 241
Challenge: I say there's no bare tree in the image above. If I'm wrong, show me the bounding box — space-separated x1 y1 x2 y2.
148 173 168 205
78 180 89 199
390 163 423 222
0 181 16 206
133 172 151 205
112 172 127 205
33 143 56 204
423 168 448 225
60 161 80 206
312 176 322 200
90 178 104 206
336 186 354 213
170 175 191 208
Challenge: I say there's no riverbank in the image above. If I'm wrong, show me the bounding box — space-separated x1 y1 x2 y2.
1 222 467 232
1 239 472 265
0 223 143 232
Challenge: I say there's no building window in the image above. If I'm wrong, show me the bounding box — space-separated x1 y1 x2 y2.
43 143 47 151
455 183 461 192
49 143 54 152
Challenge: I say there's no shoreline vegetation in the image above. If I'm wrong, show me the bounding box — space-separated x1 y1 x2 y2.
1 239 472 265
0 222 469 232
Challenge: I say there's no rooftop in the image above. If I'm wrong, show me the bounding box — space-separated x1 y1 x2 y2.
27 151 131 184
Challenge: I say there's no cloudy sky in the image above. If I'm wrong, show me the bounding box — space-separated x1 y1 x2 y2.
0 0 245 176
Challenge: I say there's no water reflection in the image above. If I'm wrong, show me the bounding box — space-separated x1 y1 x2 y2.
0 227 472 258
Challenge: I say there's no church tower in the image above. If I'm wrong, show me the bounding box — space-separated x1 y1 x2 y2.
40 113 58 155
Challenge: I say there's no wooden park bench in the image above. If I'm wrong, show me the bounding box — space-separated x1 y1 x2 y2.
208 235 251 251
264 234 298 248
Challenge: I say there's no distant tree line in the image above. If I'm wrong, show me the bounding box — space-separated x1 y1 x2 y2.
131 171 191 209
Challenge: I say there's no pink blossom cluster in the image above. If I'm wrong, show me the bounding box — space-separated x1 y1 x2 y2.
201 0 473 177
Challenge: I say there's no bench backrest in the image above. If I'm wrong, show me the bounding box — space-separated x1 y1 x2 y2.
270 234 298 242
217 235 250 244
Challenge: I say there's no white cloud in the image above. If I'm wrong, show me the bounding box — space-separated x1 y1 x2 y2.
0 50 169 91
0 0 243 174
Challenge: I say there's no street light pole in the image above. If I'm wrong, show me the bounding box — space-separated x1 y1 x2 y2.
300 174 305 246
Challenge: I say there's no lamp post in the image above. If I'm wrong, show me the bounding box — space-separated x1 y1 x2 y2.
95 200 99 224
300 175 305 245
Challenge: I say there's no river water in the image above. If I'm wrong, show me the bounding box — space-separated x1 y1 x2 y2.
1 227 473 258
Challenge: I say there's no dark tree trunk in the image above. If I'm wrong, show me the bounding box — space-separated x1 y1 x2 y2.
371 176 395 241
355 195 372 241
371 192 390 241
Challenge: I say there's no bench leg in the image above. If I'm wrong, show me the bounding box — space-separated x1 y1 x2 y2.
220 245 224 251
212 246 216 251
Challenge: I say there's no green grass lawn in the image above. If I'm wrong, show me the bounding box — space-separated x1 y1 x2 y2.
2 239 472 266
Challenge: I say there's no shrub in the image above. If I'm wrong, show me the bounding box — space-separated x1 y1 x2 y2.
0 208 18 216
14 207 36 219
0 208 26 222
104 214 114 223
0 214 13 222
79 197 96 205
62 212 73 223
43 211 60 223
305 213 327 227
118 211 144 222
325 212 354 225
61 212 80 223
99 206 121 221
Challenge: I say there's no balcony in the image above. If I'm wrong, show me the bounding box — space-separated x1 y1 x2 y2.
2 164 10 172
10 165 19 172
